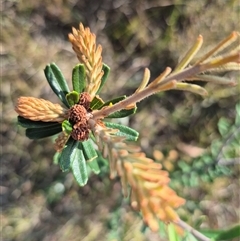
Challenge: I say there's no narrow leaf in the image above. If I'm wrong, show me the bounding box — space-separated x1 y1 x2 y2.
107 106 137 118
71 145 88 186
149 67 171 87
44 63 69 107
173 35 203 72
66 91 80 107
50 63 70 92
53 151 61 164
218 117 231 137
90 95 105 110
186 74 236 85
72 64 86 93
62 120 73 135
104 122 139 141
135 68 151 93
18 116 59 128
100 96 126 108
214 225 240 240
81 140 100 174
175 83 208 96
26 124 62 139
96 63 110 94
59 137 78 172
235 102 240 125
167 223 179 241
195 31 238 64
81 140 98 161
200 224 240 240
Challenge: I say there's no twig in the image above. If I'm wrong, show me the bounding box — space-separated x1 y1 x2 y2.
92 64 201 119
174 219 211 241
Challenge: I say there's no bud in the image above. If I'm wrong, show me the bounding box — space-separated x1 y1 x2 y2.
15 97 67 122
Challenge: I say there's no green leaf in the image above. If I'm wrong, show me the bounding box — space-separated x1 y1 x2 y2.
211 139 222 157
104 122 139 141
72 64 86 93
214 225 240 240
107 107 137 118
71 144 88 186
81 140 100 174
100 96 126 108
26 124 62 139
53 151 61 164
167 223 179 241
66 91 80 107
235 102 240 125
90 96 105 110
44 63 70 107
50 63 70 93
96 63 110 94
98 95 137 118
189 171 199 187
200 224 240 240
217 117 231 137
62 120 73 135
59 137 78 172
18 116 59 128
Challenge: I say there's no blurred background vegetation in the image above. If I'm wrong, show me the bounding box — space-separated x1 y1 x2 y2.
1 0 239 240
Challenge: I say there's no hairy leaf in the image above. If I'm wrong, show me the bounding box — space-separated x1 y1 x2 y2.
90 96 105 110
44 63 70 107
66 91 80 106
100 96 126 108
104 122 139 141
81 140 100 174
107 107 137 118
71 145 88 186
59 137 78 172
72 64 86 93
62 120 73 135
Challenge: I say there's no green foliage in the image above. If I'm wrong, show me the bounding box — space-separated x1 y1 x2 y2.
70 145 88 186
44 63 70 107
30 63 139 184
72 64 86 93
61 120 72 135
26 124 62 139
59 137 78 172
104 122 139 141
90 96 105 110
81 140 100 174
200 224 240 240
167 223 180 241
18 116 59 128
171 102 240 187
106 106 137 118
66 91 80 106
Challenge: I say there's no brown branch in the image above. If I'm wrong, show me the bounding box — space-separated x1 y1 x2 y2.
92 64 202 119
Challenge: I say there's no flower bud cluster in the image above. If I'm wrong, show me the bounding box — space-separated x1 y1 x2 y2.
15 97 67 122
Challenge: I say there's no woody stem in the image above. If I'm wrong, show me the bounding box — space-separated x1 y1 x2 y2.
92 64 201 120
